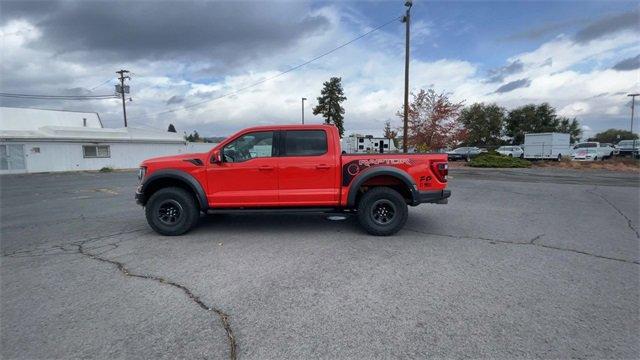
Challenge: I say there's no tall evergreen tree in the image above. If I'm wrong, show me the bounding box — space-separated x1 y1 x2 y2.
167 123 177 132
313 77 347 137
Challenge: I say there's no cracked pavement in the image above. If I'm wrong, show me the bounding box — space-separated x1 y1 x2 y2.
1 168 639 359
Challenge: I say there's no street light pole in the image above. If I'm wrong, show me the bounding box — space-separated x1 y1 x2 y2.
402 0 412 153
301 97 307 124
628 93 639 157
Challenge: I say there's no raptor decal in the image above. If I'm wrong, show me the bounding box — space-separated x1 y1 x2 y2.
342 158 414 186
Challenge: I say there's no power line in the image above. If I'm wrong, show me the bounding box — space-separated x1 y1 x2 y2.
0 92 118 100
140 15 402 120
88 78 114 91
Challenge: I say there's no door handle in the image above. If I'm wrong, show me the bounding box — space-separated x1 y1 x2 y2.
258 165 274 171
316 164 330 170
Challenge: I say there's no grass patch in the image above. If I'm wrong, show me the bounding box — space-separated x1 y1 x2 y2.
468 151 531 168
99 166 114 173
534 156 639 172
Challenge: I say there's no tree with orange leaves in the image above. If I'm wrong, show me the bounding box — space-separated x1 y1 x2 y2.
397 89 466 151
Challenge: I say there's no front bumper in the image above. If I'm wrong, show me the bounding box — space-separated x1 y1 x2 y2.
135 186 145 206
412 189 451 205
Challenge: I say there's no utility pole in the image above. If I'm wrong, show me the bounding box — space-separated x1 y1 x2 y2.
402 0 412 153
116 69 130 127
628 93 639 157
301 97 307 124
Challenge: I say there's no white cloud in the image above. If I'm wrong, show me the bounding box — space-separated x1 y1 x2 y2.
1 7 638 138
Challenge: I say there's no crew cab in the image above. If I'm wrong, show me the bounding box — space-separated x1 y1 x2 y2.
136 125 450 236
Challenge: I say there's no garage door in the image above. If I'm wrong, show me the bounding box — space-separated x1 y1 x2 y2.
0 144 26 173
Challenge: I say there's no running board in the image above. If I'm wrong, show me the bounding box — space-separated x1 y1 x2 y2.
206 207 342 215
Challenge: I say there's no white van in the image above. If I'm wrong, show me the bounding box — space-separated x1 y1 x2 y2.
523 133 571 160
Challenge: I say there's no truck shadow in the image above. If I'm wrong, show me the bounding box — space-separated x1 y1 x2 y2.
192 213 361 236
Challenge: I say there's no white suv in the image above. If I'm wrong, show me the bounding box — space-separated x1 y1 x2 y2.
496 146 524 158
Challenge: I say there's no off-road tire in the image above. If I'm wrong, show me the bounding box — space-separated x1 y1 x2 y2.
357 187 408 236
145 187 200 236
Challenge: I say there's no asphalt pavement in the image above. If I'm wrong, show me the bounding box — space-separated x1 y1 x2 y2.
1 168 638 359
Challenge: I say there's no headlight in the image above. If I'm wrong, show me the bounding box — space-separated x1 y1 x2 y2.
138 166 147 182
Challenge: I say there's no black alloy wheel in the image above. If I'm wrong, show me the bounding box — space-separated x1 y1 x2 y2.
370 199 397 226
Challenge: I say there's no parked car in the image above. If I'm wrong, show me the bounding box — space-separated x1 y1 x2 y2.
572 142 615 160
617 140 640 157
135 124 451 236
603 143 620 156
496 146 524 158
571 148 600 161
447 147 483 161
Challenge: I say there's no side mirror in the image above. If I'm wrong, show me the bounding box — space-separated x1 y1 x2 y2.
211 150 222 164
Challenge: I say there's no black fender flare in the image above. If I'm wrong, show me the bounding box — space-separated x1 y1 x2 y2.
346 166 418 208
140 169 208 210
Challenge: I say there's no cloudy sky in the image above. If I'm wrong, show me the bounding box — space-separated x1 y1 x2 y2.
1 1 638 138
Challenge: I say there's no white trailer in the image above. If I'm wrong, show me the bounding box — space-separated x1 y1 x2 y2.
523 132 571 160
341 135 397 154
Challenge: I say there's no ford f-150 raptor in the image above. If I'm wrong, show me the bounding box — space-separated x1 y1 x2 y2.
136 124 450 236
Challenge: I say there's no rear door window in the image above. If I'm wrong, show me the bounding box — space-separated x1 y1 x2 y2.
283 130 327 156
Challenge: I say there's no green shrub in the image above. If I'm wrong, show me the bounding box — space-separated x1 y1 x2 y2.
468 152 531 168
99 166 114 173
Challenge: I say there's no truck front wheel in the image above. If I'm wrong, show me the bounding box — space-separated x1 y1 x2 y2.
145 187 199 236
357 187 408 236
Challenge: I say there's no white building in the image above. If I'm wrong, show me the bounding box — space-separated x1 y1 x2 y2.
341 134 398 154
0 107 215 174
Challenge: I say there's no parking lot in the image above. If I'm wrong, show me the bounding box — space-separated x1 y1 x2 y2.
1 168 638 359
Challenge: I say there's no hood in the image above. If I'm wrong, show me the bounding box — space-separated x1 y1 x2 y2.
142 152 208 165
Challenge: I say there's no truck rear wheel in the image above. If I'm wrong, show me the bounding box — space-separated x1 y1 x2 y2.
357 187 408 236
145 187 199 236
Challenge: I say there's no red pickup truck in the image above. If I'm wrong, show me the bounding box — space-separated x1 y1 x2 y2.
136 124 450 236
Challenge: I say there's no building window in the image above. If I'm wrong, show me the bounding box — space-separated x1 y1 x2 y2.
383 144 389 148
358 138 364 143
83 145 110 158
358 145 364 150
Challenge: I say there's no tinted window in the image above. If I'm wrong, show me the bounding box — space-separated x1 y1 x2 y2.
284 130 327 156
223 131 273 163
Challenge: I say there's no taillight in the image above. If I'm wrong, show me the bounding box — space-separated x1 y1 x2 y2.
430 161 448 183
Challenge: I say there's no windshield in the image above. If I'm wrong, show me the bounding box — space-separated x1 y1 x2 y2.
618 140 638 147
